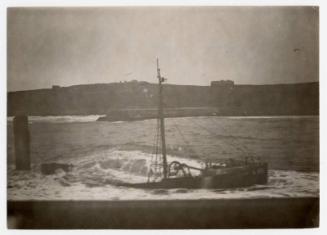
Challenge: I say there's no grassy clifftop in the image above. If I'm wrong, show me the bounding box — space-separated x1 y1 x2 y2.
7 80 318 116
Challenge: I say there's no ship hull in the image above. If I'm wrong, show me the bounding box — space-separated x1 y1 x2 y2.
119 163 268 189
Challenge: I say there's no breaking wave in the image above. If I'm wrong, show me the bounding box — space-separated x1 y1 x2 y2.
226 115 317 119
7 115 105 123
7 150 319 201
7 115 318 123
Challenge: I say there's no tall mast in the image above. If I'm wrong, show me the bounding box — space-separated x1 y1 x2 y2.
157 58 168 179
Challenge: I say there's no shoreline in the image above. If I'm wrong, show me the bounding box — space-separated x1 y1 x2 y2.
6 114 319 123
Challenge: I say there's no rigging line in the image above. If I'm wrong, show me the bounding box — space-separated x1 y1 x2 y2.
156 119 161 160
209 117 251 156
153 119 159 162
185 117 249 156
151 120 159 154
206 117 252 155
155 117 160 155
170 118 201 158
148 122 158 182
149 118 162 182
149 118 160 178
154 117 162 175
150 119 159 160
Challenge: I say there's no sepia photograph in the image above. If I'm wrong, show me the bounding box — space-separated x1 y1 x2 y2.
6 5 319 229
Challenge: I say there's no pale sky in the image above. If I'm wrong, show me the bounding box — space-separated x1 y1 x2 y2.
8 7 319 91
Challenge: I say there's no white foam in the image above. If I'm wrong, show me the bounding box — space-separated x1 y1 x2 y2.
225 115 318 119
7 115 105 123
7 150 319 201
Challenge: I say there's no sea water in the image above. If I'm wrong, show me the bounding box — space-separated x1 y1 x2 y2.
7 116 319 200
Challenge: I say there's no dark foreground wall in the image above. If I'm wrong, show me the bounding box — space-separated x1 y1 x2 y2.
8 197 319 229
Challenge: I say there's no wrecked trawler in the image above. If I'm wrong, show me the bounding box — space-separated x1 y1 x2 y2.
117 59 268 189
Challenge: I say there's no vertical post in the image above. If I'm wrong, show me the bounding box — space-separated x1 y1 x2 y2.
13 115 31 170
157 58 168 179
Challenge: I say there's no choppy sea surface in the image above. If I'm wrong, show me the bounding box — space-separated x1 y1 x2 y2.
7 115 319 200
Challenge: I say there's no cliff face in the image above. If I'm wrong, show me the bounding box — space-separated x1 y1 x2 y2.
7 81 318 116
